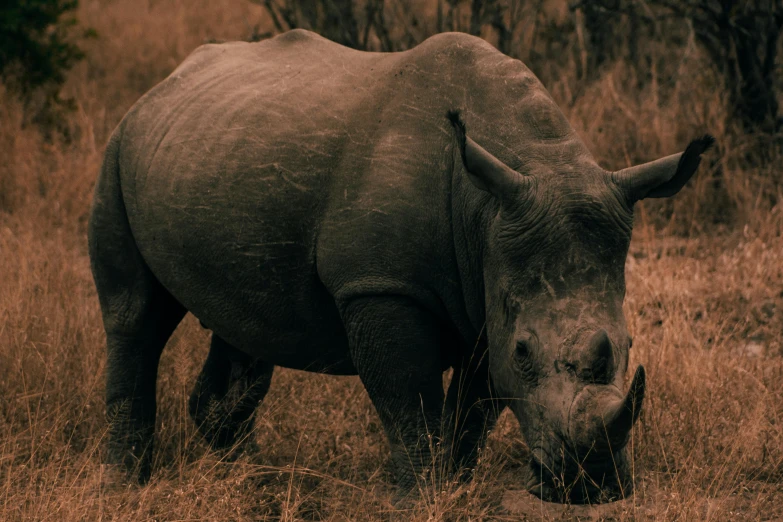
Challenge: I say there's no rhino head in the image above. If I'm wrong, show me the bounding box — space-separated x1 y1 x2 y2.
449 111 713 503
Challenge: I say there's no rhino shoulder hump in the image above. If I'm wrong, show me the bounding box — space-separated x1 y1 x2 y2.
408 31 518 78
274 28 325 45
172 40 250 77
423 31 494 52
420 32 498 63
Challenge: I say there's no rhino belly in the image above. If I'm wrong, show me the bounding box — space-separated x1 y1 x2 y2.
127 174 355 375
149 235 353 374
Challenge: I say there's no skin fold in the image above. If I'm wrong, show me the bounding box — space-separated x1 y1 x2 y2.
88 29 713 503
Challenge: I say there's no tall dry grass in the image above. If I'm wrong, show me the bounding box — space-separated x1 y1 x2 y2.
1 0 782 520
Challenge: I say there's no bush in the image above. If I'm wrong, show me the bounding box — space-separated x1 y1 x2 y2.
575 0 783 133
0 0 94 131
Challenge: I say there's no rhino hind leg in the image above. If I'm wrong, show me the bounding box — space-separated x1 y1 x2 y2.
90 224 187 484
189 334 273 452
101 286 186 485
89 135 189 484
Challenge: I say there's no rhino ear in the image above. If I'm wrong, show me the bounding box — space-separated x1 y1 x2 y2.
447 110 527 202
612 135 715 202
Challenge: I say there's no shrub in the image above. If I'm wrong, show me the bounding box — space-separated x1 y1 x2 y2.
0 0 94 131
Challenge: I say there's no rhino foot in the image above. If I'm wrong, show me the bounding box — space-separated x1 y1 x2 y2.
105 411 155 486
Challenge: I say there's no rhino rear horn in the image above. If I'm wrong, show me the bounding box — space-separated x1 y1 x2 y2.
447 110 530 203
612 135 715 202
580 329 614 383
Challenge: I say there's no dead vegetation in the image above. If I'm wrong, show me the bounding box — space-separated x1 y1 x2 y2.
1 0 782 520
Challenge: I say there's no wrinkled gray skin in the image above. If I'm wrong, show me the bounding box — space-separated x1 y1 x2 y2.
89 29 713 503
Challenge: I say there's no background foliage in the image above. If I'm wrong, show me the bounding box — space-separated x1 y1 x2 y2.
0 0 95 130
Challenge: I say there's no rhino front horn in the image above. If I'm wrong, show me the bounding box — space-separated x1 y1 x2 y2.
603 365 646 446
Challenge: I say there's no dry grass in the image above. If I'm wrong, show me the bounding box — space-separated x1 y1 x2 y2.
1 1 782 520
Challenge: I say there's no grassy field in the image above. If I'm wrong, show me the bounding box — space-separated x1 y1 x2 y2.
1 1 782 520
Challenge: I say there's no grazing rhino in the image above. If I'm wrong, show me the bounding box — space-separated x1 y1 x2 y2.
89 29 713 503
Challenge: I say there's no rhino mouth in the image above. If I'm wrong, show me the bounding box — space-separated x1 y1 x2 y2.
524 365 646 504
525 450 633 504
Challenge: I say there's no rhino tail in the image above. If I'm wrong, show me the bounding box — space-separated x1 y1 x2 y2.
88 124 130 274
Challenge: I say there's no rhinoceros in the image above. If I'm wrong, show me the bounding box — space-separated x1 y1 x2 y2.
89 29 713 503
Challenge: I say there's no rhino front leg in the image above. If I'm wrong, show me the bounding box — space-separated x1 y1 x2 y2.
189 334 274 451
341 296 447 498
444 353 503 479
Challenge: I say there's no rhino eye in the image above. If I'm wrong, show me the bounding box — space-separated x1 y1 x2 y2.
628 337 633 349
515 339 530 360
515 339 538 382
